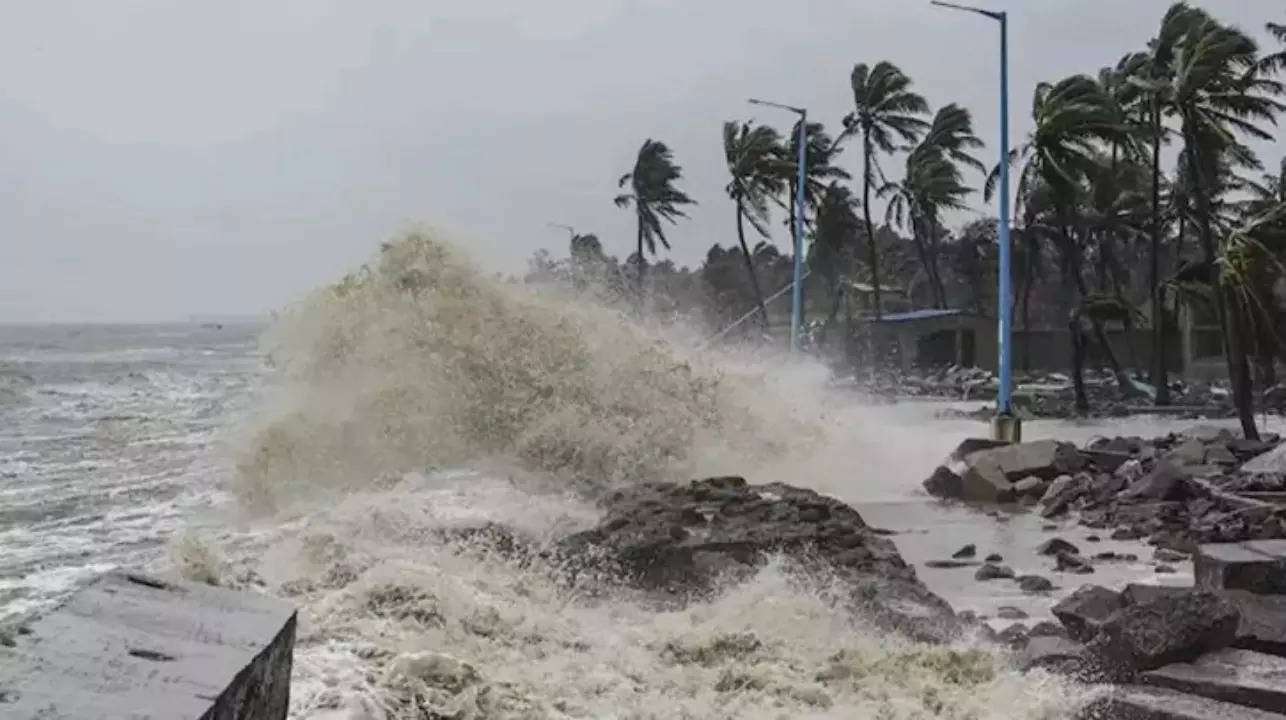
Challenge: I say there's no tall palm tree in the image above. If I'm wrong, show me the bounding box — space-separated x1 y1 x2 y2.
780 120 851 225
987 75 1135 406
1168 12 1285 438
723 121 787 328
880 103 985 308
614 139 696 292
844 61 930 318
811 182 863 346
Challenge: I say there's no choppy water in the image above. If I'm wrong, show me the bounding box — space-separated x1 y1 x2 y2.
4 236 1277 719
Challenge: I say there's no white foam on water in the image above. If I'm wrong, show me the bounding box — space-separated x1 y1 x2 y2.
208 232 1107 719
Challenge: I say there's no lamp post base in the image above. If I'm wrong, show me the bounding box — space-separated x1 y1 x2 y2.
990 414 1022 443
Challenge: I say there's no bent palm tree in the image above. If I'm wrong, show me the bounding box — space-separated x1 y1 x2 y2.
723 121 787 328
1169 13 1285 438
845 61 930 318
614 139 696 294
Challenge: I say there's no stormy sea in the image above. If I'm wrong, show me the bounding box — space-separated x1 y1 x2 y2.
1 234 1262 719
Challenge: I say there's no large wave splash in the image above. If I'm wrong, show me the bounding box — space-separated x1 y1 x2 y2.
234 232 818 512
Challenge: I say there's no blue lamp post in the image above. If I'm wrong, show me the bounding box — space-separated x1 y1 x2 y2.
748 98 807 353
930 1 1018 441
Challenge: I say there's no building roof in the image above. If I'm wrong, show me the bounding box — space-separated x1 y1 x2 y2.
876 308 965 323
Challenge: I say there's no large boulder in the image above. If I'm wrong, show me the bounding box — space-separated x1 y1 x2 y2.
1089 590 1241 678
1052 585 1125 642
557 477 959 642
923 440 1085 502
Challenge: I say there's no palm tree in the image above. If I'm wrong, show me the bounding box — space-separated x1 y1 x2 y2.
812 182 863 345
1168 12 1284 438
780 120 851 225
987 74 1135 404
614 139 696 292
844 61 931 319
880 104 985 308
723 121 787 327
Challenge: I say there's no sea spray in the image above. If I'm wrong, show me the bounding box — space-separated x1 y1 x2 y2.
218 232 1098 718
235 232 816 512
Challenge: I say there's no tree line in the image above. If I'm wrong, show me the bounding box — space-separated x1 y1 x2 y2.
531 3 1286 439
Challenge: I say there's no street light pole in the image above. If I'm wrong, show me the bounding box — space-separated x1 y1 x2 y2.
748 98 808 353
930 1 1019 442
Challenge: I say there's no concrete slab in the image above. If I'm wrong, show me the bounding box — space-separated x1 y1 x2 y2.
1195 543 1286 595
1082 684 1286 720
0 571 296 719
1143 649 1286 713
1242 443 1286 475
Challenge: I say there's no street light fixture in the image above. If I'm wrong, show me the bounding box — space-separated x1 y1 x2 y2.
930 1 1018 442
748 97 807 353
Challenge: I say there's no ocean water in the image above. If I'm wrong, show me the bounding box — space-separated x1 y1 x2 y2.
2 235 1267 719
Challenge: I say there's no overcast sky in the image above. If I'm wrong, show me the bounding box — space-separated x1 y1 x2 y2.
1 0 1281 322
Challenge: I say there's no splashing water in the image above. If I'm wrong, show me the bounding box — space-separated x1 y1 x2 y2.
215 231 1098 718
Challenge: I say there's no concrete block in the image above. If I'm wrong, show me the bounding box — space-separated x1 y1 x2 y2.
0 571 296 719
1082 684 1286 720
1195 542 1286 595
1143 649 1286 714
1243 444 1286 475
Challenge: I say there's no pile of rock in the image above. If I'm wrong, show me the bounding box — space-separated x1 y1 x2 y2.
555 476 961 643
1013 539 1286 718
922 428 1286 561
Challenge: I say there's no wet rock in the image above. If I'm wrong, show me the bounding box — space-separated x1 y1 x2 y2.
1030 621 1068 639
1013 635 1089 675
1042 523 1060 531
1055 551 1094 574
557 477 958 642
1053 585 1125 642
1086 535 1102 542
1242 444 1286 475
1082 684 1286 720
1141 648 1286 715
998 623 1029 648
1122 461 1199 502
925 559 976 569
1013 476 1048 500
1206 444 1238 467
1018 575 1054 594
998 606 1029 620
1194 541 1286 595
1155 548 1189 564
1040 473 1090 518
952 544 977 559
1156 564 1177 574
975 563 1016 581
1168 438 1208 466
1111 526 1146 541
1094 551 1138 562
1115 459 1146 484
1038 538 1080 556
985 553 1003 563
922 465 963 498
1089 590 1240 676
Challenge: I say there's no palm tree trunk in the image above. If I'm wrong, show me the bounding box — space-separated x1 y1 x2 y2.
861 132 883 319
1151 101 1171 405
1184 124 1258 439
1065 221 1130 394
735 203 770 330
635 220 646 297
1070 311 1090 414
925 218 947 308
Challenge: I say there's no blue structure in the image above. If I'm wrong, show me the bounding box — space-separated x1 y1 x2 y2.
749 97 808 353
932 2 1014 420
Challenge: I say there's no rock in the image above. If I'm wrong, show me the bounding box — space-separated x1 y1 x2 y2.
998 606 1029 620
1189 425 1238 443
922 465 963 498
949 437 1010 461
1087 449 1133 473
925 559 976 569
1013 476 1049 500
1053 585 1125 642
1116 459 1146 484
998 623 1029 648
1113 526 1147 540
970 439 1086 481
1013 635 1089 675
1169 438 1209 466
1227 591 1286 658
556 477 958 642
1030 621 1068 639
1090 590 1240 676
985 553 1003 563
1040 473 1090 518
1087 535 1102 542
1038 538 1081 556
1156 564 1178 574
1122 461 1199 502
1018 575 1054 594
952 544 977 559
975 563 1016 581
961 457 1016 503
1057 552 1095 574
1194 541 1286 595
1095 551 1139 562
1243 444 1286 475
0 572 296 719
1142 648 1286 714
1206 445 1239 467
1083 684 1286 720
1156 548 1189 564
